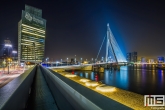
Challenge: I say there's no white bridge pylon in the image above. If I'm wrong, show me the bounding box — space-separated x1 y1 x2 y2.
105 23 126 63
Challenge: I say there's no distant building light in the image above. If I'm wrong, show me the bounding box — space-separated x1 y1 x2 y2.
56 61 60 63
5 44 12 47
12 51 17 53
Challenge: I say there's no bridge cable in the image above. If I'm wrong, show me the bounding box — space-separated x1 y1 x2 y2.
96 34 106 60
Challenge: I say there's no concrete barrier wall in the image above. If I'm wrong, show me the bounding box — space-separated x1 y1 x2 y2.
42 67 131 110
41 66 101 110
0 66 36 110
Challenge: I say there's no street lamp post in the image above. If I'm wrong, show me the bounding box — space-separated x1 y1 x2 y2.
61 59 62 66
8 62 9 74
67 58 68 66
95 59 97 63
12 51 17 69
80 58 82 65
75 55 76 65
7 58 11 74
46 57 49 67
102 57 104 62
2 59 6 73
46 57 49 62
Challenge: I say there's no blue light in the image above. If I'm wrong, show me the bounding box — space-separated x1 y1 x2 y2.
106 23 127 62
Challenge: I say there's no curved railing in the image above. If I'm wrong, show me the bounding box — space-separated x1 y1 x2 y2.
41 66 101 110
0 66 36 110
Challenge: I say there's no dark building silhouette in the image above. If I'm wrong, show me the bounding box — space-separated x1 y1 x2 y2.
126 53 131 62
127 52 137 62
3 40 12 57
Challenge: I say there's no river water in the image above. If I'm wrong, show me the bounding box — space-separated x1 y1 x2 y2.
72 65 165 95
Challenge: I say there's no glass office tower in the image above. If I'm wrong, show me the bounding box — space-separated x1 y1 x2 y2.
18 5 46 63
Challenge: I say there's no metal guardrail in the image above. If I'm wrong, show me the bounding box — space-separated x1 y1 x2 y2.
41 66 101 110
0 65 36 110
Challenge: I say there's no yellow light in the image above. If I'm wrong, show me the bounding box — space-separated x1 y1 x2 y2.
96 84 116 92
22 39 35 43
22 29 45 34
21 43 31 46
65 74 77 77
79 78 90 83
8 58 12 62
85 81 99 87
22 30 45 37
22 24 45 32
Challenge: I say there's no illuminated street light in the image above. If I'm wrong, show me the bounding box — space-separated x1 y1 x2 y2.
46 57 49 62
102 57 104 62
7 58 12 74
108 57 110 62
56 61 58 67
75 55 76 64
12 50 17 69
80 58 82 64
67 58 68 66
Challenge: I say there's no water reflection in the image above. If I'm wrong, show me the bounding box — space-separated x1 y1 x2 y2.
73 65 165 95
119 68 129 89
91 72 94 80
85 72 88 78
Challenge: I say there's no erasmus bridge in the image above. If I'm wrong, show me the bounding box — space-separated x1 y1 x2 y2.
48 23 127 70
96 23 126 63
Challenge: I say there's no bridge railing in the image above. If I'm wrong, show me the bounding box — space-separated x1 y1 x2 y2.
40 66 101 110
0 65 36 110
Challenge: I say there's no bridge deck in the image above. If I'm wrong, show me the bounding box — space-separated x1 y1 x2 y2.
26 66 58 110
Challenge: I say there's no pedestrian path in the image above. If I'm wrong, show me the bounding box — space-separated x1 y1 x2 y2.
26 66 58 110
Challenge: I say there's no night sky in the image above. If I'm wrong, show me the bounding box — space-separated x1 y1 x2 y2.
0 0 165 61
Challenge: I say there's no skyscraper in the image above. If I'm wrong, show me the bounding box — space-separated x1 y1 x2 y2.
126 52 137 62
18 5 46 63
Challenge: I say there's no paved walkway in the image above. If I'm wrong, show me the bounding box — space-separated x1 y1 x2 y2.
26 66 58 110
0 68 24 88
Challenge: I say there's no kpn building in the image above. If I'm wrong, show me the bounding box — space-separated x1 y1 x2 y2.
18 5 46 63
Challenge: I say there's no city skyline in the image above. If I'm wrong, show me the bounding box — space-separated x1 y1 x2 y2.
0 0 165 60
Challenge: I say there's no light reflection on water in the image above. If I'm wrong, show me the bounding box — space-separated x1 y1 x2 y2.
73 65 165 95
